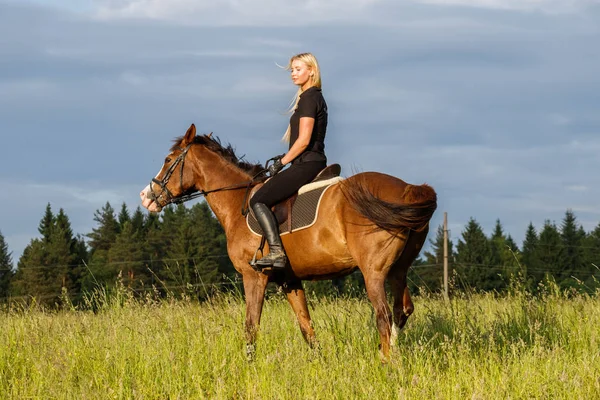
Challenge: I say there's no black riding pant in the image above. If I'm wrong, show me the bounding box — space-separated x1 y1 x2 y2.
250 161 326 208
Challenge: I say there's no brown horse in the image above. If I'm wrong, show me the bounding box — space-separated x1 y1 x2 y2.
140 124 437 359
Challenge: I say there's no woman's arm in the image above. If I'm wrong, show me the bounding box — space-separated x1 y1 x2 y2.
281 117 314 165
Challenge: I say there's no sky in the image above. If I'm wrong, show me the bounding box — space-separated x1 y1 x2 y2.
0 0 599 263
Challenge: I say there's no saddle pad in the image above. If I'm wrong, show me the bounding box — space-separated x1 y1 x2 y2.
298 176 343 194
246 178 343 237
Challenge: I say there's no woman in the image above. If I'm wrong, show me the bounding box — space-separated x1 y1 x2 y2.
250 52 328 269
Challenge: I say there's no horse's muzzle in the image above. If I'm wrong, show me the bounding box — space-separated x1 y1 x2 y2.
140 184 163 213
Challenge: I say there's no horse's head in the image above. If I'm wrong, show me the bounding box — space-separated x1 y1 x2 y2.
140 124 200 213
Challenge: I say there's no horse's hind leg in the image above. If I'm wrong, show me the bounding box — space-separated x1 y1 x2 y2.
388 266 413 348
387 229 426 347
364 273 393 360
283 280 316 346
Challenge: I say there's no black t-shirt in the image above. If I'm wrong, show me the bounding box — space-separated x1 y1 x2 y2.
289 86 328 164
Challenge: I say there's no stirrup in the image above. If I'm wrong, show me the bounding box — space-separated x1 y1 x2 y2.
255 251 287 269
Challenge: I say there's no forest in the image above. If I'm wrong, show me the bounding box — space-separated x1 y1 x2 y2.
0 202 598 306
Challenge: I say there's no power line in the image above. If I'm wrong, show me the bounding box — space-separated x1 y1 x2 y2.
0 280 240 302
0 255 231 271
2 257 600 275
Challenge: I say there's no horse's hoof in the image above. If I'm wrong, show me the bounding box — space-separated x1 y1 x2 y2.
390 323 399 348
246 343 256 362
378 344 391 364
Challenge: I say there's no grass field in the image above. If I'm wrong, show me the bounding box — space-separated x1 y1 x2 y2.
1 284 599 399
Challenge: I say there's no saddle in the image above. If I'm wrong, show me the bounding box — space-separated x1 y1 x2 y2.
248 164 342 233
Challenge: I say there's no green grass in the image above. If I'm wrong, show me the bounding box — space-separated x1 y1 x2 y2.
1 287 599 399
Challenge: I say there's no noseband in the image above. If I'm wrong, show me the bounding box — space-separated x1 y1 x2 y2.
149 143 193 206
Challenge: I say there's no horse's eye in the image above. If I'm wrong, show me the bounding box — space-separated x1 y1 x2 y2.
165 157 171 164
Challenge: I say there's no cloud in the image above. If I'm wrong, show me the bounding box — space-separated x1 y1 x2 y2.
410 0 600 13
92 0 381 25
89 0 599 25
0 79 60 100
2 0 599 263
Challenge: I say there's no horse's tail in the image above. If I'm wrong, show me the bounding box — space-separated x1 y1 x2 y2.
341 178 437 235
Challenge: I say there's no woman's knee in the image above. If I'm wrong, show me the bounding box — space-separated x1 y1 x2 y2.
250 191 272 209
249 196 262 209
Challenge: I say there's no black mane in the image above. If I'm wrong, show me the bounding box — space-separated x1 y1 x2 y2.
171 134 265 177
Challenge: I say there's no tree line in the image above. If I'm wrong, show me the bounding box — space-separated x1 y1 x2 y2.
0 204 598 305
415 210 599 294
0 202 233 305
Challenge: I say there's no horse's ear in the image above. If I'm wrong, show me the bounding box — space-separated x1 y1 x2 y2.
208 132 213 138
182 124 196 145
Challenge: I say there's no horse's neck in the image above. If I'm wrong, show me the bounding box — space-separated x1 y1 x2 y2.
190 148 250 234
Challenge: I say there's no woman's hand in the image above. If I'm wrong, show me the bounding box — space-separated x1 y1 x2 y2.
268 157 284 176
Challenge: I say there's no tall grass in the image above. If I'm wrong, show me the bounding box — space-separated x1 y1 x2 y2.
0 283 598 399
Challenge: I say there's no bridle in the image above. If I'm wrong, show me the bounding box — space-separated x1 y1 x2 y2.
148 143 270 214
149 144 192 206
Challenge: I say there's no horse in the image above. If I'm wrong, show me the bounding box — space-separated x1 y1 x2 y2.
140 124 437 359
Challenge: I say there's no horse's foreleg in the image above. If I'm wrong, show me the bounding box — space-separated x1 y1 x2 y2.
388 267 414 348
242 272 269 358
283 280 316 346
364 274 393 360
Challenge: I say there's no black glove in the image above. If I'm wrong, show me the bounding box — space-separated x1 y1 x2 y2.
267 156 284 176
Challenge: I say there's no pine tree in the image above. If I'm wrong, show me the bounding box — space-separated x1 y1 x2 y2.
487 219 521 285
12 239 50 298
191 202 228 286
55 209 87 298
489 219 505 267
522 222 542 289
12 209 80 305
47 220 78 293
87 202 120 254
537 220 562 285
455 218 499 291
38 203 54 242
73 235 89 264
55 209 75 252
194 202 235 280
144 211 160 232
144 210 165 282
503 234 521 276
558 210 585 288
584 223 600 289
146 204 188 291
107 221 150 289
165 203 222 296
118 203 131 230
84 202 121 291
0 230 14 300
130 207 146 234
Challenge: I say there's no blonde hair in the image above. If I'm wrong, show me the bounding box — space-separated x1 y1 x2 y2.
282 53 322 143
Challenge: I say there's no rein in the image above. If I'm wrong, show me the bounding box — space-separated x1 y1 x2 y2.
174 171 267 217
149 143 269 215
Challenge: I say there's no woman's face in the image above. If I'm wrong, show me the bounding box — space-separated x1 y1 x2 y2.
290 59 312 89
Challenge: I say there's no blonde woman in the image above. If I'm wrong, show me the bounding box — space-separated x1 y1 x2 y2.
250 52 328 269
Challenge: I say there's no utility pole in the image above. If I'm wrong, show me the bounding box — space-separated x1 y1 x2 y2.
443 212 449 300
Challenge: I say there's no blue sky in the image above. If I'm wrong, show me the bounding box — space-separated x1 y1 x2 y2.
1 0 599 262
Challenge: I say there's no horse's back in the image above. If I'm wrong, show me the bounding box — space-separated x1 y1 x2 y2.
339 171 434 205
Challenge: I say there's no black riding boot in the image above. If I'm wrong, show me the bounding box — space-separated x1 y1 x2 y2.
252 203 287 269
